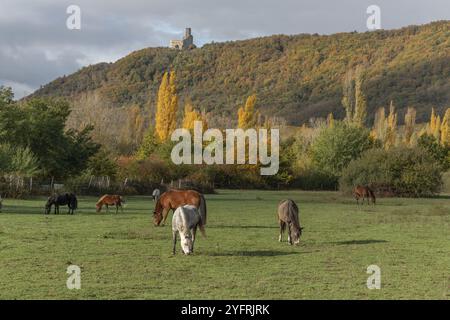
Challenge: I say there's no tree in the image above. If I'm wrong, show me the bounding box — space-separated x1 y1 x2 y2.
311 122 374 179
340 147 443 197
342 66 367 126
341 69 355 123
417 134 449 170
353 66 367 127
0 86 14 107
0 98 100 179
403 107 416 146
135 126 159 160
182 100 207 131
238 95 259 129
86 148 118 177
155 71 178 142
441 108 450 147
384 102 397 149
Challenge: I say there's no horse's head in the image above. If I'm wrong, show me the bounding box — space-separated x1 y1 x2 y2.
153 199 163 226
95 202 102 212
290 225 304 246
44 196 53 214
180 233 193 255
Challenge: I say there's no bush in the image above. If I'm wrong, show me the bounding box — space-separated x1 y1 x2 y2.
340 147 443 197
311 123 374 179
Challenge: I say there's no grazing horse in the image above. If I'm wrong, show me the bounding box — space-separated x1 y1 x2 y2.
153 189 207 227
152 188 161 202
353 185 376 205
277 199 303 245
96 194 124 213
45 193 78 215
172 205 206 255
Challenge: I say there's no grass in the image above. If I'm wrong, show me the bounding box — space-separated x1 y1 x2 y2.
0 190 449 300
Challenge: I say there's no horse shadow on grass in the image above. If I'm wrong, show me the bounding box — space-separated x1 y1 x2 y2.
207 250 307 257
333 239 388 245
209 225 277 229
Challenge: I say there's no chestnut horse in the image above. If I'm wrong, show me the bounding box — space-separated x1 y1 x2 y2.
353 186 376 205
153 189 207 226
96 194 125 213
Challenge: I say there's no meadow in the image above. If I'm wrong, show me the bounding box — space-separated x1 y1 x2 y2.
0 190 449 300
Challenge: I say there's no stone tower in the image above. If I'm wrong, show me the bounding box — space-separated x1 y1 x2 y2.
170 28 194 50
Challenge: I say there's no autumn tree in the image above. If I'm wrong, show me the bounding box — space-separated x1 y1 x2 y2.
353 67 367 127
155 71 178 142
441 108 450 147
238 95 259 129
403 107 416 146
384 102 398 149
342 66 367 126
182 100 207 131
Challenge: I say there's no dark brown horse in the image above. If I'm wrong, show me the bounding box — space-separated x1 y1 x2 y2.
353 185 376 205
96 194 125 213
153 189 207 226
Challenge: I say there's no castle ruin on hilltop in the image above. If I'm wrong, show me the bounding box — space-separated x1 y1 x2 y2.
170 28 194 50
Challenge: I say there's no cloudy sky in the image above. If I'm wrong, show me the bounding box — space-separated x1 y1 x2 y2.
1 0 449 99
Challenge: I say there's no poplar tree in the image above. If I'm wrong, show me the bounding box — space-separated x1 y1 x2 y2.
384 102 397 149
155 71 178 142
440 108 450 147
182 100 207 131
403 107 416 146
238 95 259 129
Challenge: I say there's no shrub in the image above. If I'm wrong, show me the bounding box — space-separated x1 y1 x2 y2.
311 123 374 179
340 147 443 197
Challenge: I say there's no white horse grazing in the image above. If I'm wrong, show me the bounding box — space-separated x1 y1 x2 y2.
172 205 206 255
152 188 161 202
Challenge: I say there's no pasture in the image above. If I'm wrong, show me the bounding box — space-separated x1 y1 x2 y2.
0 190 449 299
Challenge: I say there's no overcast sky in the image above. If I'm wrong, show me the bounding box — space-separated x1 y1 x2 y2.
1 0 449 99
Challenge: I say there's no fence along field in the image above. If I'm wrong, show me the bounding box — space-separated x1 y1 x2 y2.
0 190 448 299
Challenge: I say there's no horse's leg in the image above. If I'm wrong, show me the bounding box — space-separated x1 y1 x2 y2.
172 231 177 255
287 224 292 245
278 220 284 242
106 204 109 213
116 204 118 214
162 208 170 226
192 227 197 253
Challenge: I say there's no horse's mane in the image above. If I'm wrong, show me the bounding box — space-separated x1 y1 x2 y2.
287 199 301 230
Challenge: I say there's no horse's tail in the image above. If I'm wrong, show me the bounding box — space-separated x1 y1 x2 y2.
199 194 207 226
368 188 376 204
72 194 78 210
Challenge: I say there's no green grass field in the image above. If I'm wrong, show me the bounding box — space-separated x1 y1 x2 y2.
0 190 449 300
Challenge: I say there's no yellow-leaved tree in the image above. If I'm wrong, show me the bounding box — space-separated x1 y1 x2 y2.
238 95 259 129
155 71 178 142
182 100 207 131
440 108 450 147
384 101 397 149
403 107 416 146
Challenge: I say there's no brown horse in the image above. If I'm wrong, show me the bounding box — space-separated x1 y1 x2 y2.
153 189 207 226
96 194 125 213
353 186 376 205
277 199 303 245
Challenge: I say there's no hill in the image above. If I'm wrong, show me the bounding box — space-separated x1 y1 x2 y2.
30 21 450 151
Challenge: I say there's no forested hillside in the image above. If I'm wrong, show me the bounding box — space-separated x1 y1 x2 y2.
31 21 449 135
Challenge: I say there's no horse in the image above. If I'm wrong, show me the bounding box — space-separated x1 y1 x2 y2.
172 205 206 255
277 199 303 245
353 185 376 205
153 189 207 227
45 193 78 215
152 188 161 202
96 194 124 213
